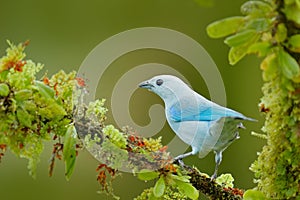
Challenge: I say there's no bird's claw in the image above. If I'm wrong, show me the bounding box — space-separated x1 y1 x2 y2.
173 156 185 167
177 159 185 167
210 173 217 181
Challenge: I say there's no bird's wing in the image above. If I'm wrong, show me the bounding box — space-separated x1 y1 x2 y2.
168 95 248 122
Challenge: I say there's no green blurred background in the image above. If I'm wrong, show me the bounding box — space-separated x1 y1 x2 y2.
0 0 265 199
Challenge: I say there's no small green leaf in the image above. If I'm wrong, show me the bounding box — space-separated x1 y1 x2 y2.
228 31 259 65
229 46 246 65
170 174 190 183
225 29 257 47
207 16 245 38
14 89 32 101
278 48 300 79
0 83 9 97
63 125 77 181
245 18 270 32
275 23 287 43
138 169 159 181
149 192 159 200
0 70 9 82
241 1 273 16
288 34 300 53
283 4 300 26
34 80 55 99
153 176 165 197
175 180 199 200
243 189 266 200
39 102 67 120
260 53 275 71
228 38 256 65
23 100 37 112
248 42 271 57
282 76 295 91
17 108 32 128
260 53 278 81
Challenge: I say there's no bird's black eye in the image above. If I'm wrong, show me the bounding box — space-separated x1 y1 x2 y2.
156 79 163 86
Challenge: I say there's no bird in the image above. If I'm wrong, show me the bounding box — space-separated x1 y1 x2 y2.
139 75 255 179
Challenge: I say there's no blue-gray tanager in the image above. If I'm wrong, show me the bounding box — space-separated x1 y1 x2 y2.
139 75 255 179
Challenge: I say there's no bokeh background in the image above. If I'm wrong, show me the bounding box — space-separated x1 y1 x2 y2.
0 0 265 199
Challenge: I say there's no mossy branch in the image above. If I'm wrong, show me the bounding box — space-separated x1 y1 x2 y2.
74 103 244 199
186 167 243 200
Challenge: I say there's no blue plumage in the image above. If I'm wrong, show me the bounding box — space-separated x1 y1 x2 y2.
139 75 255 179
169 99 247 122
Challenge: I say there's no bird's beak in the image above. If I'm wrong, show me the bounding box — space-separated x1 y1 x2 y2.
139 81 154 89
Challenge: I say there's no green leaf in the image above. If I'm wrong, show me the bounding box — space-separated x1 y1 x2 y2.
175 180 199 200
260 53 278 81
153 176 165 197
63 125 77 181
138 169 159 181
148 192 159 200
225 29 257 47
275 23 287 43
241 1 273 16
243 189 266 200
288 34 300 53
283 4 300 26
206 16 244 38
34 80 55 99
248 42 271 57
39 102 67 120
278 48 300 79
228 41 255 65
0 83 9 97
282 76 295 91
245 18 270 32
23 100 37 112
229 46 247 65
170 174 190 183
17 108 32 128
14 89 32 101
0 70 9 82
227 31 259 65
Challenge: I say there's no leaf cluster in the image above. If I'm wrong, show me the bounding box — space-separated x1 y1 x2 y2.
207 0 300 85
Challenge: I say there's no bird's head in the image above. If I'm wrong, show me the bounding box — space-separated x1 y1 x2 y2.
139 75 191 103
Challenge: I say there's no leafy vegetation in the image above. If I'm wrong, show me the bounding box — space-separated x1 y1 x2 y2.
0 41 79 178
207 0 300 199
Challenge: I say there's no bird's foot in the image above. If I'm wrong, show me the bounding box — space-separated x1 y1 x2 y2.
177 159 186 168
173 155 186 168
210 172 217 181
